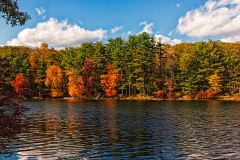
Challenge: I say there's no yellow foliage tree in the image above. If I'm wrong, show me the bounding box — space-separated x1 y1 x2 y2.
208 73 222 94
45 65 63 98
66 69 85 98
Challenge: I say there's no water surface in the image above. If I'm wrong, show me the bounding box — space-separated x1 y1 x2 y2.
1 100 240 159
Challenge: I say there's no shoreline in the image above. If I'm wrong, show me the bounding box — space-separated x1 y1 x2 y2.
29 95 240 101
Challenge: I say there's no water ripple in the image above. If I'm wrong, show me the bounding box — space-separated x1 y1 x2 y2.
1 100 240 159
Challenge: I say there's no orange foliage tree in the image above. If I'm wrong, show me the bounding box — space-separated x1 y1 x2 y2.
10 73 30 98
30 54 37 72
67 68 85 98
100 64 120 97
45 65 63 98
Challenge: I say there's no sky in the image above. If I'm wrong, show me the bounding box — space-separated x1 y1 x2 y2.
0 0 240 49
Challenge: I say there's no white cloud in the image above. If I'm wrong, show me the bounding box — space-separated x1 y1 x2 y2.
177 0 240 42
176 3 181 7
221 36 240 42
7 18 107 48
7 38 25 46
154 34 182 46
127 31 131 35
35 7 46 16
111 26 123 33
139 21 154 34
168 30 173 36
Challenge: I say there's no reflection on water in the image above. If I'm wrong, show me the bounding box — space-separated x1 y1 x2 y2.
1 100 240 159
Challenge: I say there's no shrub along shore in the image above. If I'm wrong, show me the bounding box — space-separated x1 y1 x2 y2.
31 94 239 101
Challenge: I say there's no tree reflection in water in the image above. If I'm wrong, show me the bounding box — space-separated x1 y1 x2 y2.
3 100 240 159
0 91 28 156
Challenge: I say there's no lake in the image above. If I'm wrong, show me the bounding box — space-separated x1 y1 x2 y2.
1 99 240 159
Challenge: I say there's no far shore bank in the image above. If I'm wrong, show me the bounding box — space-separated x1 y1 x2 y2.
29 95 240 101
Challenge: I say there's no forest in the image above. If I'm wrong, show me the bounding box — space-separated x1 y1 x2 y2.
1 32 240 100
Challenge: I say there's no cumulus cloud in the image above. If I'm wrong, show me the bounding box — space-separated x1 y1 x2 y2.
154 34 182 46
177 0 240 41
127 31 131 35
7 18 107 48
168 30 173 36
111 26 123 33
176 3 181 7
139 21 154 34
221 36 240 42
35 7 46 16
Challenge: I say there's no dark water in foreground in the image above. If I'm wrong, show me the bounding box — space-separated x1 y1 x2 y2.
1 99 240 159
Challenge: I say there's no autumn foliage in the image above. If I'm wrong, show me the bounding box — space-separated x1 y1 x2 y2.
208 73 222 94
0 58 28 154
10 73 30 98
235 93 240 100
67 69 85 98
167 92 174 99
82 58 95 96
45 65 63 98
3 38 240 100
100 64 120 97
153 91 164 99
30 55 37 71
196 91 207 99
205 90 215 99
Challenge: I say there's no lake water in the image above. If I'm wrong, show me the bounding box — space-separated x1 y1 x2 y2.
1 99 240 159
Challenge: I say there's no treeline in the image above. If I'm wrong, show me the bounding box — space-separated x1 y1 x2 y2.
1 32 240 99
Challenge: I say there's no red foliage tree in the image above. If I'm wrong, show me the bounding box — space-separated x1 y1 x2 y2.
205 90 215 99
167 92 174 99
196 91 206 100
165 79 175 99
196 92 202 99
153 91 165 99
157 91 164 99
10 73 30 98
82 58 95 96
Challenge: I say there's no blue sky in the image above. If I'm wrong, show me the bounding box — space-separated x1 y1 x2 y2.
0 0 240 48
